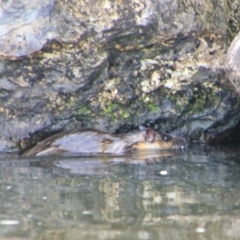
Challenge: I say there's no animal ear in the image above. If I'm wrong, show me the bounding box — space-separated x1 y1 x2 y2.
144 128 155 142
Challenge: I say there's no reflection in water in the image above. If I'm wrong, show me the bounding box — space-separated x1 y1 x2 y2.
0 144 240 239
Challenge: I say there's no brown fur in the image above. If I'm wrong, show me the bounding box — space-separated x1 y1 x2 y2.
23 127 186 157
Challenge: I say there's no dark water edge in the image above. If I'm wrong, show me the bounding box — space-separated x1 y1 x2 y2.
0 144 240 240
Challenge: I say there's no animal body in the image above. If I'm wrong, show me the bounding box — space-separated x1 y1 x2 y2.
23 127 186 156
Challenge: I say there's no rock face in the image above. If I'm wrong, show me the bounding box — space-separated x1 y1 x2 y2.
0 0 240 152
225 31 240 93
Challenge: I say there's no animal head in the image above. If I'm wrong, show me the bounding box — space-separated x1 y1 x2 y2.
135 127 186 150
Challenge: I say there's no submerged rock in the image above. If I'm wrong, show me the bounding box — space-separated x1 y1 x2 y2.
0 0 240 151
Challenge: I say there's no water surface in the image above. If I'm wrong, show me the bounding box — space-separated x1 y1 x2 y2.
0 144 240 240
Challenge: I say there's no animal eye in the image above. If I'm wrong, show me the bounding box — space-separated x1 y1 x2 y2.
163 136 168 141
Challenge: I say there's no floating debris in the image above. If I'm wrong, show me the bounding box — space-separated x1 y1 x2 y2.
195 227 206 233
0 220 19 225
159 170 168 175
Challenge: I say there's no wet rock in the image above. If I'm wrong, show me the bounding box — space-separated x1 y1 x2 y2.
225 31 240 93
0 0 240 151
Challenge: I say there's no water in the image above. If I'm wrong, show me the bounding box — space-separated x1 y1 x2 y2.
0 144 240 240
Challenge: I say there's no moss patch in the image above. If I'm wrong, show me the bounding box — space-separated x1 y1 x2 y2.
73 106 93 120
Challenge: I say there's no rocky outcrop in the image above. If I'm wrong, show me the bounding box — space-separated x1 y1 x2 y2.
225 31 240 93
205 28 240 144
0 0 240 152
